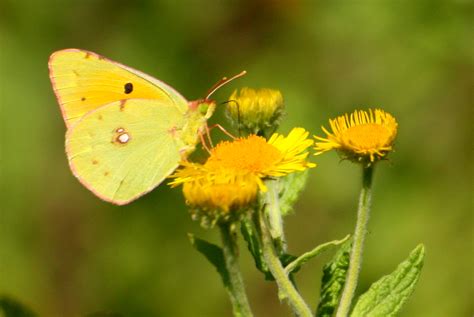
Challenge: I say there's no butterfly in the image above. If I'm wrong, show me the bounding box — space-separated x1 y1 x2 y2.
49 48 244 205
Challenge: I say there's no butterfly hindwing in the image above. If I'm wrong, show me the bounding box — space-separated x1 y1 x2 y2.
66 99 187 205
49 48 188 127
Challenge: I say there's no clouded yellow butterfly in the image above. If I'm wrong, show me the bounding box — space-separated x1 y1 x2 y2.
49 49 244 205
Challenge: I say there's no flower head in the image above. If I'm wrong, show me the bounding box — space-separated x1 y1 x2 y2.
170 163 259 226
314 109 398 164
206 127 315 181
183 173 259 213
169 128 315 226
227 87 284 137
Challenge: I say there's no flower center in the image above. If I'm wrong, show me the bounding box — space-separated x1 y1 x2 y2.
342 124 393 150
206 135 282 173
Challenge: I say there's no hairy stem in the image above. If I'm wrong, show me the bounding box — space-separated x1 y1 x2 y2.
258 208 313 317
219 222 254 317
336 165 374 317
265 179 287 255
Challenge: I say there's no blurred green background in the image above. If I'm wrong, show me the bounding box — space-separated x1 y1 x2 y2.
1 0 472 316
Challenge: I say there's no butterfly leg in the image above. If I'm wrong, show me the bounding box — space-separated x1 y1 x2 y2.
208 123 237 140
205 123 214 148
199 131 212 154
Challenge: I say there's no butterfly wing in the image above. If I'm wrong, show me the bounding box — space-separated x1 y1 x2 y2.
66 99 188 205
49 48 188 127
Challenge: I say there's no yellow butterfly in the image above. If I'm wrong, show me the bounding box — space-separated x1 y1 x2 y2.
49 49 244 205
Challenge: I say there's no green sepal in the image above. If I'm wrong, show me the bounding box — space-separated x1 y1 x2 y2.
316 238 352 317
285 235 350 275
0 296 38 317
279 170 309 216
188 233 230 287
350 244 425 317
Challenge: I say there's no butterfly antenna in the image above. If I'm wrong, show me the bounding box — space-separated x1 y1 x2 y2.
205 70 247 100
236 100 242 137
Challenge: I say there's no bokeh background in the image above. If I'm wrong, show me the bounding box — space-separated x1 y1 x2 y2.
1 0 472 316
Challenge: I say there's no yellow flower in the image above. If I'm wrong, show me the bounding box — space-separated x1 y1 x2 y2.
268 127 317 175
314 109 398 163
206 127 315 181
183 169 259 213
227 87 284 136
169 128 315 225
170 162 259 226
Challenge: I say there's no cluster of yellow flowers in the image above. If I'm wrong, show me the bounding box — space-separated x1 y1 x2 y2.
170 88 398 223
170 127 315 223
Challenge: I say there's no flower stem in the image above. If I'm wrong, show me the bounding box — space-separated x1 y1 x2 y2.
219 222 254 317
336 165 374 317
265 179 287 255
258 208 313 317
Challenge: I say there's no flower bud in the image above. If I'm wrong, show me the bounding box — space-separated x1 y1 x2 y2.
226 87 284 138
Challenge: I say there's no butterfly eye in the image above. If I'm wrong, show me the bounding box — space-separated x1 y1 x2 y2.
198 103 209 115
124 82 133 94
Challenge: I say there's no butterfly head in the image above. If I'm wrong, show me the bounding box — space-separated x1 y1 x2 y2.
198 99 216 119
188 99 216 119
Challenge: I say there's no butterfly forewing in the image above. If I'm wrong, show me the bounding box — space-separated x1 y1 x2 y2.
66 99 187 205
49 49 188 127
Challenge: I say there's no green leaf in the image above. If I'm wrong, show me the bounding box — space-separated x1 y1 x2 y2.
241 219 273 279
279 170 309 216
0 296 38 317
188 233 230 287
350 244 425 317
316 238 352 317
285 235 350 275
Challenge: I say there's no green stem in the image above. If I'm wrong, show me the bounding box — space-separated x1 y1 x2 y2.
258 208 313 317
219 223 254 317
336 165 374 317
265 179 287 255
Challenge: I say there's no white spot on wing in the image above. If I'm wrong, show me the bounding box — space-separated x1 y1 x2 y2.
113 127 131 145
117 133 130 144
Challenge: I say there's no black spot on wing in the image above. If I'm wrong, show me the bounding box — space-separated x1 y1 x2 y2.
124 82 133 94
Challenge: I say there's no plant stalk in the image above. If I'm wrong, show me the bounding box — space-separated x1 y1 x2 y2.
258 208 313 317
336 165 374 317
265 179 287 255
219 222 254 317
